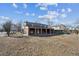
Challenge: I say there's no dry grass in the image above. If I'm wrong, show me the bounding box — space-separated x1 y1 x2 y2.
0 34 79 56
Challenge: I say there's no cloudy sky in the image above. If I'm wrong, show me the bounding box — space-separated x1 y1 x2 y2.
0 3 79 25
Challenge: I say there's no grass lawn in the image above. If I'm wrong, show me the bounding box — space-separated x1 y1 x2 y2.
0 34 79 56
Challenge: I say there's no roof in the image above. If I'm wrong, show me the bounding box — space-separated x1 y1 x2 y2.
24 21 49 29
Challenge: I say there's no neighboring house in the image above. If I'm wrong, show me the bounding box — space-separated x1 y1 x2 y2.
11 24 22 33
11 24 18 33
51 24 66 30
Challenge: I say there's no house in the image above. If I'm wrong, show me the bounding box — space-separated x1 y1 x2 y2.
22 21 54 36
10 23 22 34
51 24 67 35
10 24 18 33
51 24 66 30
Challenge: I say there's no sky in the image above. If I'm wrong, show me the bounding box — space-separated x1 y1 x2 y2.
0 3 79 26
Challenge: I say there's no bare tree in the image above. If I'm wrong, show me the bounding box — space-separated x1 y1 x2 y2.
3 21 12 36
